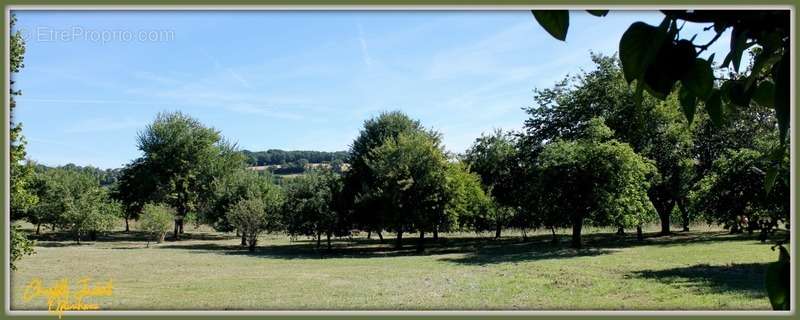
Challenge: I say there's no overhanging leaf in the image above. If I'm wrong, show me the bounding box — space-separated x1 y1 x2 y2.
706 89 723 127
619 22 668 85
587 10 609 17
532 10 570 41
772 54 789 144
681 58 714 100
752 81 775 107
678 86 697 125
765 166 778 194
765 245 790 310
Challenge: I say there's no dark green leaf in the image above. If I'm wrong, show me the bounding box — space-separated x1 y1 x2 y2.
729 26 748 72
752 81 775 107
765 246 790 310
532 10 569 41
681 58 714 100
641 40 693 99
706 89 723 127
586 10 609 17
678 86 697 124
765 166 778 194
724 80 754 108
619 22 668 84
773 54 789 144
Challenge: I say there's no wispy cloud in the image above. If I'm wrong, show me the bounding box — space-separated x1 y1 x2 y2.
63 117 147 133
357 23 373 67
203 51 252 89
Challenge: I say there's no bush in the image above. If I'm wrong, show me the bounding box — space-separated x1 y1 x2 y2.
10 225 34 270
227 197 268 252
140 203 175 245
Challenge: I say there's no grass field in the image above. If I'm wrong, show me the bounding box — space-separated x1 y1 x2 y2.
10 223 784 310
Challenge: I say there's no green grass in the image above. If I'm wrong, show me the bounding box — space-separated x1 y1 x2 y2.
10 223 783 310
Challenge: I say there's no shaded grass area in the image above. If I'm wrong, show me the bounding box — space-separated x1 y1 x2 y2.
10 225 785 310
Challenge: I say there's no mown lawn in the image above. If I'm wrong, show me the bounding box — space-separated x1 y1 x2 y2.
10 224 783 310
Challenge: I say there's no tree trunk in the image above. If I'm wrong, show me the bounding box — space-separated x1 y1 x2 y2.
659 213 671 235
636 225 644 241
433 227 439 241
417 231 425 253
157 232 165 244
326 232 332 250
316 232 321 249
495 223 502 239
124 217 130 233
89 230 98 241
571 221 582 249
550 227 558 244
75 232 81 245
678 200 690 231
178 219 184 234
377 231 384 243
36 223 41 235
367 231 371 239
395 229 403 249
616 227 625 235
248 239 256 252
173 219 181 240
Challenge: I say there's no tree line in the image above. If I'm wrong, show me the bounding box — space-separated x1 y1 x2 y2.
11 55 789 254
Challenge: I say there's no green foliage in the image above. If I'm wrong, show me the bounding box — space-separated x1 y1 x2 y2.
535 118 656 248
346 111 427 235
226 181 282 251
765 245 790 310
690 148 788 233
444 162 492 233
531 10 569 41
140 203 176 244
365 129 449 248
10 225 35 271
463 129 518 235
282 170 347 248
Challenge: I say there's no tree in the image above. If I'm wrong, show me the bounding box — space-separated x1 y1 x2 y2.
139 203 175 246
9 14 38 269
365 130 449 251
112 158 156 232
519 55 694 235
202 169 276 247
691 148 788 238
463 129 518 238
346 111 427 239
282 170 349 250
134 111 237 240
536 118 656 248
227 185 283 252
444 162 492 237
10 225 34 271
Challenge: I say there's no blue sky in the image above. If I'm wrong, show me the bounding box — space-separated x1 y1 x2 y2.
12 10 730 169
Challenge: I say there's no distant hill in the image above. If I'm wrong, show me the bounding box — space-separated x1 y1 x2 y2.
241 149 348 175
241 149 348 166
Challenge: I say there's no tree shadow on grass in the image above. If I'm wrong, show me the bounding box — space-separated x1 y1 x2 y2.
154 230 765 264
631 263 769 298
30 230 237 244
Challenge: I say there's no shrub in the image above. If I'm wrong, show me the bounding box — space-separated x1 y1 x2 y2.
140 203 175 245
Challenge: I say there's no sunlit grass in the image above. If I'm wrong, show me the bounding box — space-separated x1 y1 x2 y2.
10 222 782 310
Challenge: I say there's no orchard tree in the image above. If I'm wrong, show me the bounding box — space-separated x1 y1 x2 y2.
282 170 349 250
691 147 788 238
112 158 156 232
346 111 426 239
536 118 656 248
444 162 492 236
463 129 518 238
365 130 449 251
134 111 240 240
139 203 175 246
9 14 37 268
203 169 277 246
519 55 693 235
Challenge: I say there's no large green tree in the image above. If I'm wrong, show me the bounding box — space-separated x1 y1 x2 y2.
535 118 656 248
134 111 241 240
365 130 449 251
463 129 518 238
282 170 349 250
346 111 427 240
